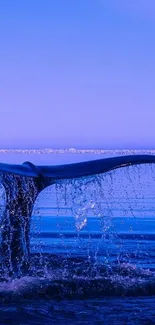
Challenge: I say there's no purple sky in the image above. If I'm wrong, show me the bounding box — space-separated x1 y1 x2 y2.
0 0 155 149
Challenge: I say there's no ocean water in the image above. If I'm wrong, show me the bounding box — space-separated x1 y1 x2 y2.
0 150 155 324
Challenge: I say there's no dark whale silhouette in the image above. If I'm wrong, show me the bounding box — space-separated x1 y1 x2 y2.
1 154 155 179
0 154 155 276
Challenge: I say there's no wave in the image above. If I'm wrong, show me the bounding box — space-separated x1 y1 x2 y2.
0 255 155 301
31 232 155 240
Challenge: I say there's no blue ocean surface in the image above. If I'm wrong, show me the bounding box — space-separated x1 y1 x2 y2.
0 150 155 325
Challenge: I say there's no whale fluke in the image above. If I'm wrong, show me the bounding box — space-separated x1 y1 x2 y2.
0 154 155 276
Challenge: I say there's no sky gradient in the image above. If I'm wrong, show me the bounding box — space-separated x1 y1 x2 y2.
0 0 155 149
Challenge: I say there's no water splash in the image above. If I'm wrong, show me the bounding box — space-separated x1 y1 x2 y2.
0 173 39 277
0 164 155 301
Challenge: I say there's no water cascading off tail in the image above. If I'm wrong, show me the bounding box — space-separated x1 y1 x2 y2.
0 154 155 277
0 174 40 277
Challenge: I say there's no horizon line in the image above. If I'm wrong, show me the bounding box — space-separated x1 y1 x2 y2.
0 148 155 152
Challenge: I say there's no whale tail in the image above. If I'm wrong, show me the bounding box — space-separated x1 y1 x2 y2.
0 155 155 276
